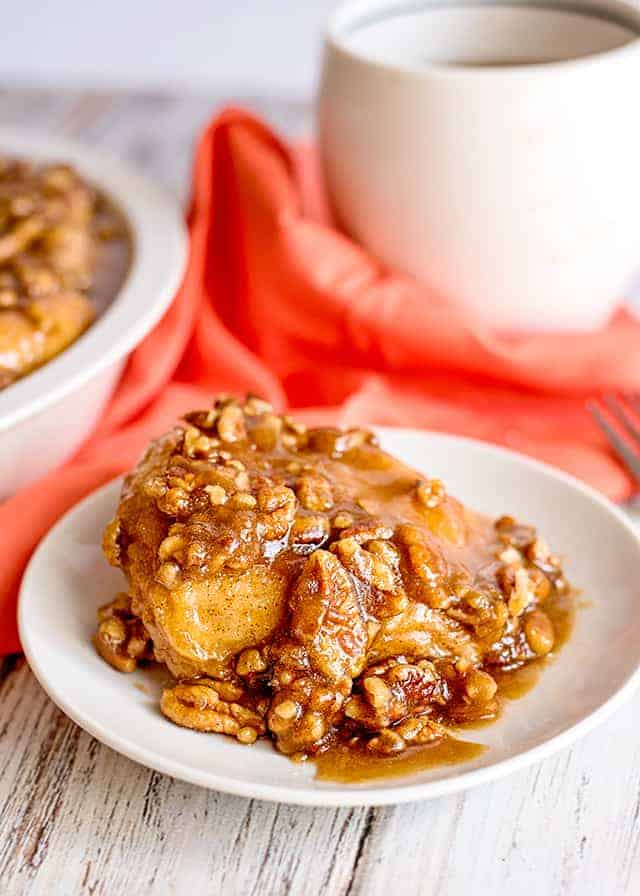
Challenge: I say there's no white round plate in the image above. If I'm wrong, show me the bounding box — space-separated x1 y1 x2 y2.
18 428 640 807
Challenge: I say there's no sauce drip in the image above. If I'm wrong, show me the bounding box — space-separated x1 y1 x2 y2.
314 736 486 783
314 590 576 783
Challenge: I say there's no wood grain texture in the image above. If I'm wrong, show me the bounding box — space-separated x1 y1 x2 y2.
0 87 639 896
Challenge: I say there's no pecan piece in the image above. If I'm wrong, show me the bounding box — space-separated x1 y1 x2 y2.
344 658 447 730
161 678 266 743
289 549 367 680
333 428 377 455
266 642 348 755
524 609 555 655
331 537 397 593
338 521 394 544
396 524 448 607
447 588 509 641
256 481 297 539
290 514 331 547
94 593 153 673
243 394 274 416
268 678 345 756
182 425 218 458
250 413 283 451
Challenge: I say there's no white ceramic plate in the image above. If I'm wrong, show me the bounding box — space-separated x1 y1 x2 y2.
18 428 640 807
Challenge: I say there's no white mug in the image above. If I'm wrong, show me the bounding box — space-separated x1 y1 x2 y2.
318 0 640 330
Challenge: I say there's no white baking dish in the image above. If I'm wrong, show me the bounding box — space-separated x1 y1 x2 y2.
0 131 188 498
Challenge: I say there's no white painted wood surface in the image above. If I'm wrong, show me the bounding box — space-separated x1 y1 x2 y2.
0 89 639 896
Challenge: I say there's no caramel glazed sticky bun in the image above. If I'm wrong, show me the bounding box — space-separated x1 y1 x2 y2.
97 395 570 761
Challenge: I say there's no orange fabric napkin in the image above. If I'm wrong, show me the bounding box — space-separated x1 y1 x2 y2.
2 106 640 656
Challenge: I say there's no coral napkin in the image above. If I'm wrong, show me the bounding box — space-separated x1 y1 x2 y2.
2 106 640 655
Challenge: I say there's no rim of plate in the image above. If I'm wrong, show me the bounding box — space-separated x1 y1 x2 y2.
0 129 188 431
18 429 640 807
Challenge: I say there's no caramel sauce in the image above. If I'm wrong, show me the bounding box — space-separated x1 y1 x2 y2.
493 588 576 701
314 736 486 783
103 399 579 782
314 588 577 783
88 203 132 317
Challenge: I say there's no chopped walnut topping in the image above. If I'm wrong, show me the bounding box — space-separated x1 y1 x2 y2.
447 588 509 642
283 415 307 435
244 395 274 416
158 531 186 563
333 428 377 454
94 594 153 673
156 561 181 589
184 408 217 431
251 413 283 451
394 715 445 746
265 639 349 755
96 396 574 771
498 545 521 566
228 492 257 510
332 512 354 529
338 521 394 544
295 472 334 512
157 486 192 518
183 425 218 458
415 478 446 509
464 669 498 704
236 648 267 677
256 482 297 539
367 538 400 571
344 658 447 730
331 537 399 595
217 403 247 443
396 524 448 607
205 484 227 505
367 729 406 755
290 514 331 547
161 678 266 743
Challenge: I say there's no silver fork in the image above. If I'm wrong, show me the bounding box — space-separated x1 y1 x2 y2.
588 394 640 486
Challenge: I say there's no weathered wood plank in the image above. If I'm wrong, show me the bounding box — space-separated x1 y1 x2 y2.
3 656 640 895
0 665 372 896
347 698 640 896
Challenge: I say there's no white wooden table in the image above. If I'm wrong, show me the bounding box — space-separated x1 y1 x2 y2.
1 88 639 896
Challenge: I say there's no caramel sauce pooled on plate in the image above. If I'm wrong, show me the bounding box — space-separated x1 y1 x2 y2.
314 736 486 783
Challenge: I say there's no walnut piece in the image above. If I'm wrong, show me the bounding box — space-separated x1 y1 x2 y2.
344 658 448 730
94 594 153 673
161 678 266 744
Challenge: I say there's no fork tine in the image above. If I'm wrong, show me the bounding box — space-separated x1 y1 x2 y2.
587 400 640 487
603 393 640 444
